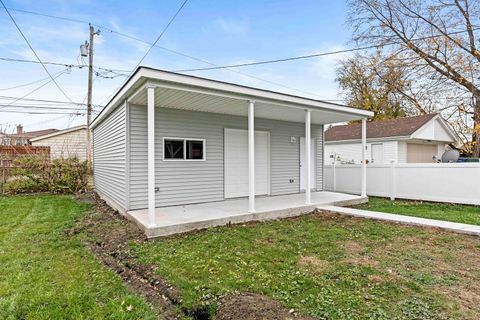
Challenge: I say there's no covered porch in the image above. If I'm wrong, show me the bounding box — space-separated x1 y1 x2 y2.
107 68 373 237
127 191 367 238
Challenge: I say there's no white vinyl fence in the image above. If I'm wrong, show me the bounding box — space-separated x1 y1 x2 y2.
324 163 480 205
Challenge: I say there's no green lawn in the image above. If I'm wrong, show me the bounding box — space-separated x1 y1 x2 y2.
0 195 157 319
354 197 480 225
3 194 480 319
132 212 480 320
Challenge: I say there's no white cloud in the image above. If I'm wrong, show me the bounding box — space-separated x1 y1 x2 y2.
213 17 248 35
307 43 354 80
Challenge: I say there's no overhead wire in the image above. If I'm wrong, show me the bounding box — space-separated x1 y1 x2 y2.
0 1 75 103
101 0 190 105
3 6 334 100
0 95 103 107
4 5 479 107
0 68 70 109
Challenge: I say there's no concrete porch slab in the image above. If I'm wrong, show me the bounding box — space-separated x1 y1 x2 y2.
127 191 367 238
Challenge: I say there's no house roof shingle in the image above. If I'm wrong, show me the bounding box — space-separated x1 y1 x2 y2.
325 113 437 142
6 128 59 139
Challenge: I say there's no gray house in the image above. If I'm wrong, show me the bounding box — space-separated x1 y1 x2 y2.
91 67 372 237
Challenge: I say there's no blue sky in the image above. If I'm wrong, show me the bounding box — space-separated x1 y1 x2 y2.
0 0 353 131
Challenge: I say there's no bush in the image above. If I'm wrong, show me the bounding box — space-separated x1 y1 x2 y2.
5 156 90 194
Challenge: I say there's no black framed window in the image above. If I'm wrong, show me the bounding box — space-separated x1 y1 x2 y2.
186 140 204 160
163 138 205 160
164 139 184 159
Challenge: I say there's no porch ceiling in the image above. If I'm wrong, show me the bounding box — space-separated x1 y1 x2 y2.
128 84 366 125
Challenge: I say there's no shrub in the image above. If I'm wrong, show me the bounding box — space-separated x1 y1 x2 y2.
5 156 90 194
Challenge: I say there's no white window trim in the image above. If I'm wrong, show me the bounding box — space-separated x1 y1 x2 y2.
162 137 206 161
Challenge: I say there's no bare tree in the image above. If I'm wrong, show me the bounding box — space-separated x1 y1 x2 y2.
348 0 480 156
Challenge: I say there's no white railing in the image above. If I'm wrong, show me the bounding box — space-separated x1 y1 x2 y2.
324 162 480 205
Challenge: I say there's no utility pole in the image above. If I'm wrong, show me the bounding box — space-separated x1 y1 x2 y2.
82 24 100 166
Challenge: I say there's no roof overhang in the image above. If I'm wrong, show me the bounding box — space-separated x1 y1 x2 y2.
91 67 373 129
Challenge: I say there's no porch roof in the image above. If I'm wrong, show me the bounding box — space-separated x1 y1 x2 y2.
91 67 373 128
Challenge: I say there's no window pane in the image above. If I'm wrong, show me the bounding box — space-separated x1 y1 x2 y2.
164 139 184 159
186 140 204 160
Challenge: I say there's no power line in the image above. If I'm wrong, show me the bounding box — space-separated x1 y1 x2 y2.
0 56 82 68
4 6 213 68
0 1 75 103
7 6 477 102
0 56 130 74
0 104 89 111
0 74 52 91
132 0 189 71
4 6 332 100
0 109 85 115
102 0 190 105
175 27 480 72
0 95 103 107
0 69 69 109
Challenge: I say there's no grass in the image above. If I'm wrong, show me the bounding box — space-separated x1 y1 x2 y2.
3 194 480 319
0 195 157 319
353 197 480 225
131 211 480 320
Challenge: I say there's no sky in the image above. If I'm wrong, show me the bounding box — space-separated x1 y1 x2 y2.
0 0 354 132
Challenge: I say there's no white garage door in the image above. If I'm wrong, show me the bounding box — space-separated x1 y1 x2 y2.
224 128 270 198
407 143 437 163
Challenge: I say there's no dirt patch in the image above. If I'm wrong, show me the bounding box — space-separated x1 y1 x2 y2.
436 285 480 320
215 293 316 320
72 194 320 320
342 240 379 267
68 194 182 319
298 256 329 274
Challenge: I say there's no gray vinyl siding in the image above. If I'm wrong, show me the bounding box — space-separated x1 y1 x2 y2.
312 125 324 190
129 105 324 209
93 104 126 210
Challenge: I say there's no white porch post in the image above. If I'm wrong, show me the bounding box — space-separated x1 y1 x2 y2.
361 118 367 197
248 100 255 212
305 109 311 204
147 86 156 227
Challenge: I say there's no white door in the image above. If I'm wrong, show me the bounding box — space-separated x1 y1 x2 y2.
371 143 384 164
300 137 316 191
224 129 270 198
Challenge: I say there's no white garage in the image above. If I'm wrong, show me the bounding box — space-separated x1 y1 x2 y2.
324 114 458 164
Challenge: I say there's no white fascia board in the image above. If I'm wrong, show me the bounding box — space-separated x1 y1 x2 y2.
147 80 371 120
30 125 87 142
90 71 145 129
91 67 374 129
141 68 374 117
410 115 458 143
433 117 460 143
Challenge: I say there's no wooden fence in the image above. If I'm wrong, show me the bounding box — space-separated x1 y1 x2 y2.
0 146 50 194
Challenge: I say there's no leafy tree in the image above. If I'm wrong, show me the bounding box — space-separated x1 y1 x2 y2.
347 0 480 156
336 52 412 120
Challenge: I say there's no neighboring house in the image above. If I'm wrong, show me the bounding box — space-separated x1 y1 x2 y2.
31 125 88 160
0 125 59 146
324 114 458 164
90 67 372 217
